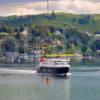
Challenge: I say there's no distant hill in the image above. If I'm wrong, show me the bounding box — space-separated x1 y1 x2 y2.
0 13 100 34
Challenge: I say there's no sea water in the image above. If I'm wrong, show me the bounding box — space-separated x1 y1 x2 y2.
0 64 100 100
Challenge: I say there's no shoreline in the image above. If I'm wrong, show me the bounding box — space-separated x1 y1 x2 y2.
0 63 36 68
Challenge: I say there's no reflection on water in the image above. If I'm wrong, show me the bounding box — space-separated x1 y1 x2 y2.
0 72 70 100
0 64 100 100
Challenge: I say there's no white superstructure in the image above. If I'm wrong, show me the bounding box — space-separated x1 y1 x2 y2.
40 58 70 68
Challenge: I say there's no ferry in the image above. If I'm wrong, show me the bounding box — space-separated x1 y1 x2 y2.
37 57 70 76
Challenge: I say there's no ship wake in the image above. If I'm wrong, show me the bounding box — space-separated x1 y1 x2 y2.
0 68 37 75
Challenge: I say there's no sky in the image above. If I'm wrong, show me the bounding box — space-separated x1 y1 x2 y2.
0 0 100 16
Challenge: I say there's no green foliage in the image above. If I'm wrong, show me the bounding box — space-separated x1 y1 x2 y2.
0 13 100 33
18 45 25 54
1 39 16 52
0 13 99 55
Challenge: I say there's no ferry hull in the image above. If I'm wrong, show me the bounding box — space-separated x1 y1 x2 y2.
37 67 69 75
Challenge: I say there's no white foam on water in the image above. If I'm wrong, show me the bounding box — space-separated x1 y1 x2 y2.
0 68 37 75
67 72 72 77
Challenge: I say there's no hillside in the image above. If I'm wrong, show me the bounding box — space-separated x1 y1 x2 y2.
0 13 100 34
0 13 100 55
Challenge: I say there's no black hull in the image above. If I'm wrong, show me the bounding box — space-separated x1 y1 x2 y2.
37 67 69 75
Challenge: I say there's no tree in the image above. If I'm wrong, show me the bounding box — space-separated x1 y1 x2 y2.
51 11 56 19
15 32 21 41
19 25 24 32
2 39 16 52
6 25 14 34
18 45 25 54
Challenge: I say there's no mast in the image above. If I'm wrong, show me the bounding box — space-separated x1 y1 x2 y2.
47 0 49 13
26 3 32 54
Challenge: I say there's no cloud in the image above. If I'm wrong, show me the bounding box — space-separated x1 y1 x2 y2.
0 0 100 16
47 0 100 14
67 0 100 14
86 0 100 3
0 2 47 16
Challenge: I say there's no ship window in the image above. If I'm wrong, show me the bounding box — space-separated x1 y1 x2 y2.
55 62 58 65
44 68 46 71
58 62 66 65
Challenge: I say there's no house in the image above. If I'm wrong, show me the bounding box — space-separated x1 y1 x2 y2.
54 30 61 35
95 32 100 55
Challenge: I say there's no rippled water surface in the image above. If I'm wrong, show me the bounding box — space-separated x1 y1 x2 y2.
0 65 100 100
